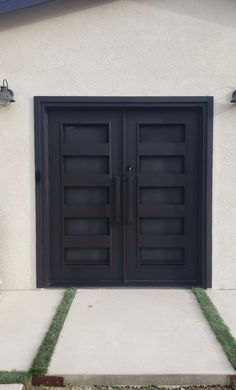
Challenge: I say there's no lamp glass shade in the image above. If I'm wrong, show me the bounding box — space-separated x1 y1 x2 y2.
231 90 236 103
0 99 9 107
0 86 15 106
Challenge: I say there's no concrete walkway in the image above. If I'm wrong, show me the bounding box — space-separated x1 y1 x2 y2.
48 289 235 386
0 288 235 387
0 289 63 371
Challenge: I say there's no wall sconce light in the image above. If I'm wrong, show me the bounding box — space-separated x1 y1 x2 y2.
0 79 15 107
231 90 236 103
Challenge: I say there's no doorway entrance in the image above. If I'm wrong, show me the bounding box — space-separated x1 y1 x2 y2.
34 97 213 287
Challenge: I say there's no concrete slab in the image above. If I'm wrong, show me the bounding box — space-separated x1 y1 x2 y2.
207 290 236 339
0 290 63 371
0 386 23 390
49 289 235 385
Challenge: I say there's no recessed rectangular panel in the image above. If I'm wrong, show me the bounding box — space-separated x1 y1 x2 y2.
64 187 109 205
140 187 184 205
63 124 108 143
65 218 109 235
65 248 109 266
140 124 185 143
64 156 109 174
140 218 184 235
140 156 185 174
140 248 184 266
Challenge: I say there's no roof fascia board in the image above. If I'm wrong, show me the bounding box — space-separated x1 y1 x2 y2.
0 0 55 15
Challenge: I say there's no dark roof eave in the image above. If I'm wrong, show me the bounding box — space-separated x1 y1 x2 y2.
0 0 56 15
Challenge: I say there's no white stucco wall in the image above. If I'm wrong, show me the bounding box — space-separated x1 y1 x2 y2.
0 0 236 289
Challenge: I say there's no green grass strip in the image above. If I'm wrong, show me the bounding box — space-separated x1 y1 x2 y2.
193 287 236 369
30 287 77 376
0 371 31 384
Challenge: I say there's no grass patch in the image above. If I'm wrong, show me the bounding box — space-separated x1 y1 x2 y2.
193 287 236 369
0 370 31 384
30 287 77 376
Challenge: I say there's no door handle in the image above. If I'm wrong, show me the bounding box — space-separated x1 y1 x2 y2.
113 176 121 224
126 166 134 224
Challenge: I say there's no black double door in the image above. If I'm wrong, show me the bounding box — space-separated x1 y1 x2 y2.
47 107 201 286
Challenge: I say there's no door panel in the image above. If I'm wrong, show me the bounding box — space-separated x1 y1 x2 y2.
125 109 200 284
47 109 123 283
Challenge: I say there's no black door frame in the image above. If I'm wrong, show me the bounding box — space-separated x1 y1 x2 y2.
34 96 213 288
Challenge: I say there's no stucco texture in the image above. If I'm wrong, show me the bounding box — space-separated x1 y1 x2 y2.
0 0 236 289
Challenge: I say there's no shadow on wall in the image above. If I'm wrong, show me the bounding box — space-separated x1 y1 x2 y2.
0 0 236 31
132 0 236 30
0 0 117 31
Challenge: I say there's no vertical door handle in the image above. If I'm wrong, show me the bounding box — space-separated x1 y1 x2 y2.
113 176 121 224
126 166 134 224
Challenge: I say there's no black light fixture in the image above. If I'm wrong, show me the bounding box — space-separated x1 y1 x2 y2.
0 79 15 107
231 90 236 103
